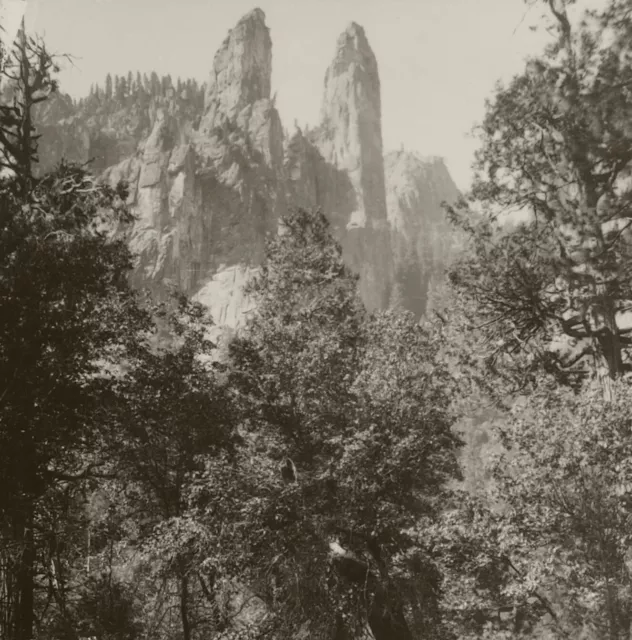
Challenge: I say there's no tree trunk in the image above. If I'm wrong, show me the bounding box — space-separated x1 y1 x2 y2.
14 509 35 640
179 570 191 640
331 543 414 640
18 24 33 200
0 545 16 639
592 289 623 402
367 589 413 640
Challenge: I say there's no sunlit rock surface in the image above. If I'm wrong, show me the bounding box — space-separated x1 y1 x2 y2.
33 7 461 325
385 151 460 317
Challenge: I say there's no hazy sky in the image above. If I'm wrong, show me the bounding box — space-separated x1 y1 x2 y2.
20 0 603 190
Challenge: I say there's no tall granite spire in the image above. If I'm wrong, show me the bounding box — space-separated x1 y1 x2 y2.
200 8 273 131
309 22 393 310
318 22 387 232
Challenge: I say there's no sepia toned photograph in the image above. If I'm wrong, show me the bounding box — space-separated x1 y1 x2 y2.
1 0 631 638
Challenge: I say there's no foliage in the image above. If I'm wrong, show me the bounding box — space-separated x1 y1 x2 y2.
0 160 143 506
0 22 150 640
436 5 632 639
427 379 632 640
446 0 632 398
13 5 632 640
103 295 238 640
201 208 464 640
0 160 147 639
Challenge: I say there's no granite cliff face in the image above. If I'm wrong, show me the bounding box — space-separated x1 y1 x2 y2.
95 9 285 326
385 151 460 317
318 23 386 232
34 8 460 324
200 8 272 131
33 80 204 176
286 23 393 311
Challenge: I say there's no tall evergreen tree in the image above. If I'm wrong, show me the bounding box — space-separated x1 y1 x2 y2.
114 74 126 102
150 71 160 97
104 72 112 101
446 0 632 400
214 208 461 640
0 25 148 640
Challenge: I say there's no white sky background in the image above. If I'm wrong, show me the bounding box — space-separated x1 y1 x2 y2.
0 0 26 59
19 0 607 190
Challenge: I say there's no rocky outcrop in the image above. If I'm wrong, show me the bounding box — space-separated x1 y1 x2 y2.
115 11 397 320
284 23 460 316
287 23 393 311
33 80 206 177
385 151 460 317
193 264 258 327
284 127 356 235
190 8 284 324
200 8 272 132
32 7 462 325
96 8 284 328
317 23 386 232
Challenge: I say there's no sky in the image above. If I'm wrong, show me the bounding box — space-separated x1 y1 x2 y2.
16 0 605 190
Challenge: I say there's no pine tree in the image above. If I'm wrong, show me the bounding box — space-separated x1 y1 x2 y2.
104 72 112 101
115 74 125 102
150 71 160 97
447 0 632 401
161 74 172 96
0 24 149 640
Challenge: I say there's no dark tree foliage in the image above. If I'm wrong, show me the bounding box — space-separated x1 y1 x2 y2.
0 23 150 640
193 208 463 640
0 162 149 639
104 295 238 640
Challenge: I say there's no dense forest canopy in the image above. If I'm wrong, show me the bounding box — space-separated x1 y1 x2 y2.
2 1 632 639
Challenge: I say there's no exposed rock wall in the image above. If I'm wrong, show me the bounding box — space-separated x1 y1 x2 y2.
287 23 394 311
317 23 386 233
385 151 460 317
97 9 284 326
200 8 273 132
33 7 461 325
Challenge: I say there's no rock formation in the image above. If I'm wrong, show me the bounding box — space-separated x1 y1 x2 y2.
317 23 386 233
385 151 460 317
32 7 461 325
96 8 285 326
286 23 394 311
199 8 272 132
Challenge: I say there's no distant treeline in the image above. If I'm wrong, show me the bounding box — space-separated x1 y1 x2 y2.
77 71 206 112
